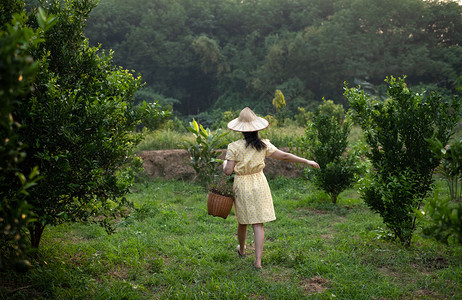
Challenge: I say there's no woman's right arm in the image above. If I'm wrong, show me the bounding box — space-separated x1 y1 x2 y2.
223 160 236 176
269 149 320 169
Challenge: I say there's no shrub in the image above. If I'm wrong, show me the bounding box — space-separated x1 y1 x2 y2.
0 8 55 267
294 107 313 127
183 119 229 185
10 0 146 252
272 89 286 127
298 100 358 203
137 100 171 131
428 138 462 201
419 138 462 244
345 76 461 246
420 195 462 245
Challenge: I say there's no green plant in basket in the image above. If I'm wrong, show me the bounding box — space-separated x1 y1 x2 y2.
207 174 234 219
184 119 229 185
208 174 235 198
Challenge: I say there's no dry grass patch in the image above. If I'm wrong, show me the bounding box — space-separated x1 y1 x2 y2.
411 289 440 299
300 276 329 295
320 233 334 240
107 264 131 280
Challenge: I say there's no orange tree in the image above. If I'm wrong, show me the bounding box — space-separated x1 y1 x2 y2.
298 100 360 204
9 0 165 252
345 76 461 246
0 1 56 268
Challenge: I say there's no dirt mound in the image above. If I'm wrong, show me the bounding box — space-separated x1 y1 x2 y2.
138 148 304 181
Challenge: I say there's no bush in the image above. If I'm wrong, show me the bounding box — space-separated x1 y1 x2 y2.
346 76 461 246
420 195 462 245
183 119 229 186
136 100 171 131
428 138 462 201
0 8 54 268
420 138 462 244
10 0 146 251
298 100 358 203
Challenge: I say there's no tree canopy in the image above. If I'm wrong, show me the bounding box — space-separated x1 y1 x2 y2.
84 0 462 117
1 0 157 258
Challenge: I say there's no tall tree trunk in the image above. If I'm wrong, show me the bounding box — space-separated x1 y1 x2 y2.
29 222 45 250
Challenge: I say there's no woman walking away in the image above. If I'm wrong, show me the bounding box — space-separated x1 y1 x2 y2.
223 107 319 269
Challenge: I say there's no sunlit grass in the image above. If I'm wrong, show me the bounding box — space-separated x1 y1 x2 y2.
2 177 461 299
134 120 458 153
135 129 193 152
136 124 309 152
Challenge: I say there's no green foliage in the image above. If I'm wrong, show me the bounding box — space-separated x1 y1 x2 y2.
85 0 461 116
272 89 286 127
136 100 172 131
183 119 229 185
208 174 234 197
346 76 462 246
8 0 146 251
420 138 462 245
298 100 358 203
0 0 24 29
294 107 313 127
0 7 54 268
212 109 239 130
135 129 190 152
419 194 462 245
428 138 462 201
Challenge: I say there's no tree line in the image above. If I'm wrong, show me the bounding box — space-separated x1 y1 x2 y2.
85 0 462 119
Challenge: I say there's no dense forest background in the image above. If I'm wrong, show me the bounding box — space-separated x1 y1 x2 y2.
83 0 461 122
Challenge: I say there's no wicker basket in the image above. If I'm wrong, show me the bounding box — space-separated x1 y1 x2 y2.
207 191 234 219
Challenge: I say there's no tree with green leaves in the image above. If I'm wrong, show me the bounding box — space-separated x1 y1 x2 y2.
346 76 461 246
82 0 462 118
0 1 56 269
272 89 286 127
298 100 358 203
7 0 164 252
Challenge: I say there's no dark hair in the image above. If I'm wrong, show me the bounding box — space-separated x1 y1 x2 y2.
243 131 267 151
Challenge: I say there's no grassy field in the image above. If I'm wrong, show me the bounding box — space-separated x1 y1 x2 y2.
134 124 307 152
2 177 461 299
134 121 459 153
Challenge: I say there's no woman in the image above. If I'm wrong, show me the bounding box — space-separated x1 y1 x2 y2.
223 107 319 269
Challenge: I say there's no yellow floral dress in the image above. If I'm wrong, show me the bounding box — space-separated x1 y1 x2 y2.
225 139 278 224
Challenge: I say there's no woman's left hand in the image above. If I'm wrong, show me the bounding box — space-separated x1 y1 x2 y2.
307 160 320 169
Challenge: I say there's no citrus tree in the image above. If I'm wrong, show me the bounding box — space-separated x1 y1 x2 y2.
298 100 359 204
345 76 461 246
0 2 56 268
9 0 160 251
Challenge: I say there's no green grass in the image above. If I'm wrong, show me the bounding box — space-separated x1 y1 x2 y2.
134 121 458 153
135 129 193 152
2 177 461 299
135 124 309 152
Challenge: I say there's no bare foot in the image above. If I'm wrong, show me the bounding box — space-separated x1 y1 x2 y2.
254 260 261 269
236 245 246 257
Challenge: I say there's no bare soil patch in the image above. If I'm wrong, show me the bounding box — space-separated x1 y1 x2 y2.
300 276 329 295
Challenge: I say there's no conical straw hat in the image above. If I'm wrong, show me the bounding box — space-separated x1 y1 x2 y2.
227 107 269 132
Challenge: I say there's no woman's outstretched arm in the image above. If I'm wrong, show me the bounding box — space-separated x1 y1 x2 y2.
269 149 320 169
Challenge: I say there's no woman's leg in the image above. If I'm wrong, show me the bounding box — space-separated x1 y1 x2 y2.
237 223 247 255
252 223 264 268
